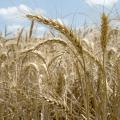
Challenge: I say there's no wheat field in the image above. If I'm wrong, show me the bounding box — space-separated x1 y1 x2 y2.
0 11 120 120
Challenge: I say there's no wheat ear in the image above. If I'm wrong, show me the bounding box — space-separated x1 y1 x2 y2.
26 14 83 54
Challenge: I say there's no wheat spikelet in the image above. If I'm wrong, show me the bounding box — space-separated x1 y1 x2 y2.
100 13 109 53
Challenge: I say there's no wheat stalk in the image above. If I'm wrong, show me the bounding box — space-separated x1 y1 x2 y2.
29 20 34 39
100 13 109 120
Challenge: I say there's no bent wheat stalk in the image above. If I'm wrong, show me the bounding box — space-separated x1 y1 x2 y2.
26 14 83 55
26 14 91 119
26 14 103 71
